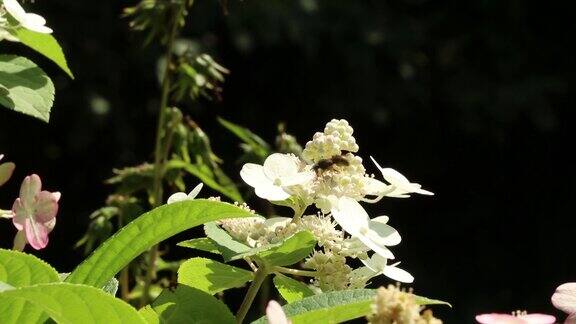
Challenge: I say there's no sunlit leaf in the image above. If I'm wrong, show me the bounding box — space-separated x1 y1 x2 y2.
0 283 145 324
178 257 253 294
0 55 55 122
177 238 221 254
152 285 235 324
66 200 254 288
273 274 314 303
14 29 74 78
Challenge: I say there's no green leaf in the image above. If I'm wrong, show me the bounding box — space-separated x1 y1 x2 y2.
0 282 145 324
177 237 221 254
153 285 235 324
14 29 74 78
253 231 316 267
139 306 160 324
0 55 55 122
415 295 452 307
0 249 59 287
273 274 314 303
65 200 255 288
217 117 271 160
204 221 252 261
251 289 450 324
178 257 253 295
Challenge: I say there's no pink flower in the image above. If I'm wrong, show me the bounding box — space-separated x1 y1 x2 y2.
11 174 60 250
0 154 15 187
475 312 556 324
552 282 576 324
266 300 291 324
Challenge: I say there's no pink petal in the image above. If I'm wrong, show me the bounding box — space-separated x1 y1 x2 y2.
34 191 59 223
19 174 42 207
476 314 525 324
11 198 26 231
566 313 576 324
516 314 556 324
552 283 576 314
24 217 50 250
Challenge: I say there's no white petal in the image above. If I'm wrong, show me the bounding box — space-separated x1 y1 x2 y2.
3 0 28 23
552 283 576 315
263 153 299 180
330 197 369 237
356 233 395 259
255 183 291 201
187 183 203 199
371 215 389 224
167 192 188 204
240 164 271 188
368 220 401 246
279 170 315 187
266 300 291 324
361 254 387 272
383 265 414 283
380 167 410 185
362 177 388 196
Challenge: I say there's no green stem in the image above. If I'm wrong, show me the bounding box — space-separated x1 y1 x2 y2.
273 266 318 277
141 2 184 306
236 265 269 323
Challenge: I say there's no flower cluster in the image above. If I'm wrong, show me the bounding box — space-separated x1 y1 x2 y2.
1 0 52 41
367 285 442 324
225 119 432 291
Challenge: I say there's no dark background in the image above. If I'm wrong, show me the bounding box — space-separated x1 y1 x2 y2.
1 0 575 322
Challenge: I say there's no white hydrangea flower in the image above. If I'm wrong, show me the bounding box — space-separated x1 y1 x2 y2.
167 183 203 204
370 156 433 197
330 197 400 259
1 0 52 34
361 253 414 283
240 153 315 201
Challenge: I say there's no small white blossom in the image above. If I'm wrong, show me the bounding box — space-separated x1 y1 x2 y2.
370 156 434 197
362 253 414 283
1 0 52 34
240 153 314 201
302 119 359 162
330 197 400 260
167 183 203 204
266 300 291 324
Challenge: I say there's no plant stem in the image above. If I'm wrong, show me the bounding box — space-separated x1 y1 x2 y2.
141 2 183 306
236 265 269 323
274 266 318 277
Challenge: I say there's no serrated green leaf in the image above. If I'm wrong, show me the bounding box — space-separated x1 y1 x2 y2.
65 200 255 288
0 55 55 122
273 274 314 303
0 249 59 287
153 285 235 324
178 257 253 295
252 288 450 324
139 306 160 324
0 282 145 324
177 237 222 254
204 221 252 261
14 29 74 78
255 231 316 267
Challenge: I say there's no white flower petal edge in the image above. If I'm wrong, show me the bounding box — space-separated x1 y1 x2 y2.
361 254 414 283
370 156 434 197
3 0 53 34
167 183 203 204
240 153 314 202
266 300 291 324
330 197 396 259
552 282 576 315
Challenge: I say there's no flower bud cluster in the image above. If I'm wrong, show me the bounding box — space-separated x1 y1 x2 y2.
303 250 353 291
367 285 442 324
302 119 359 163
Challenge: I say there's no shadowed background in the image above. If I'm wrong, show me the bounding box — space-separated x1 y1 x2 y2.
1 0 575 322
